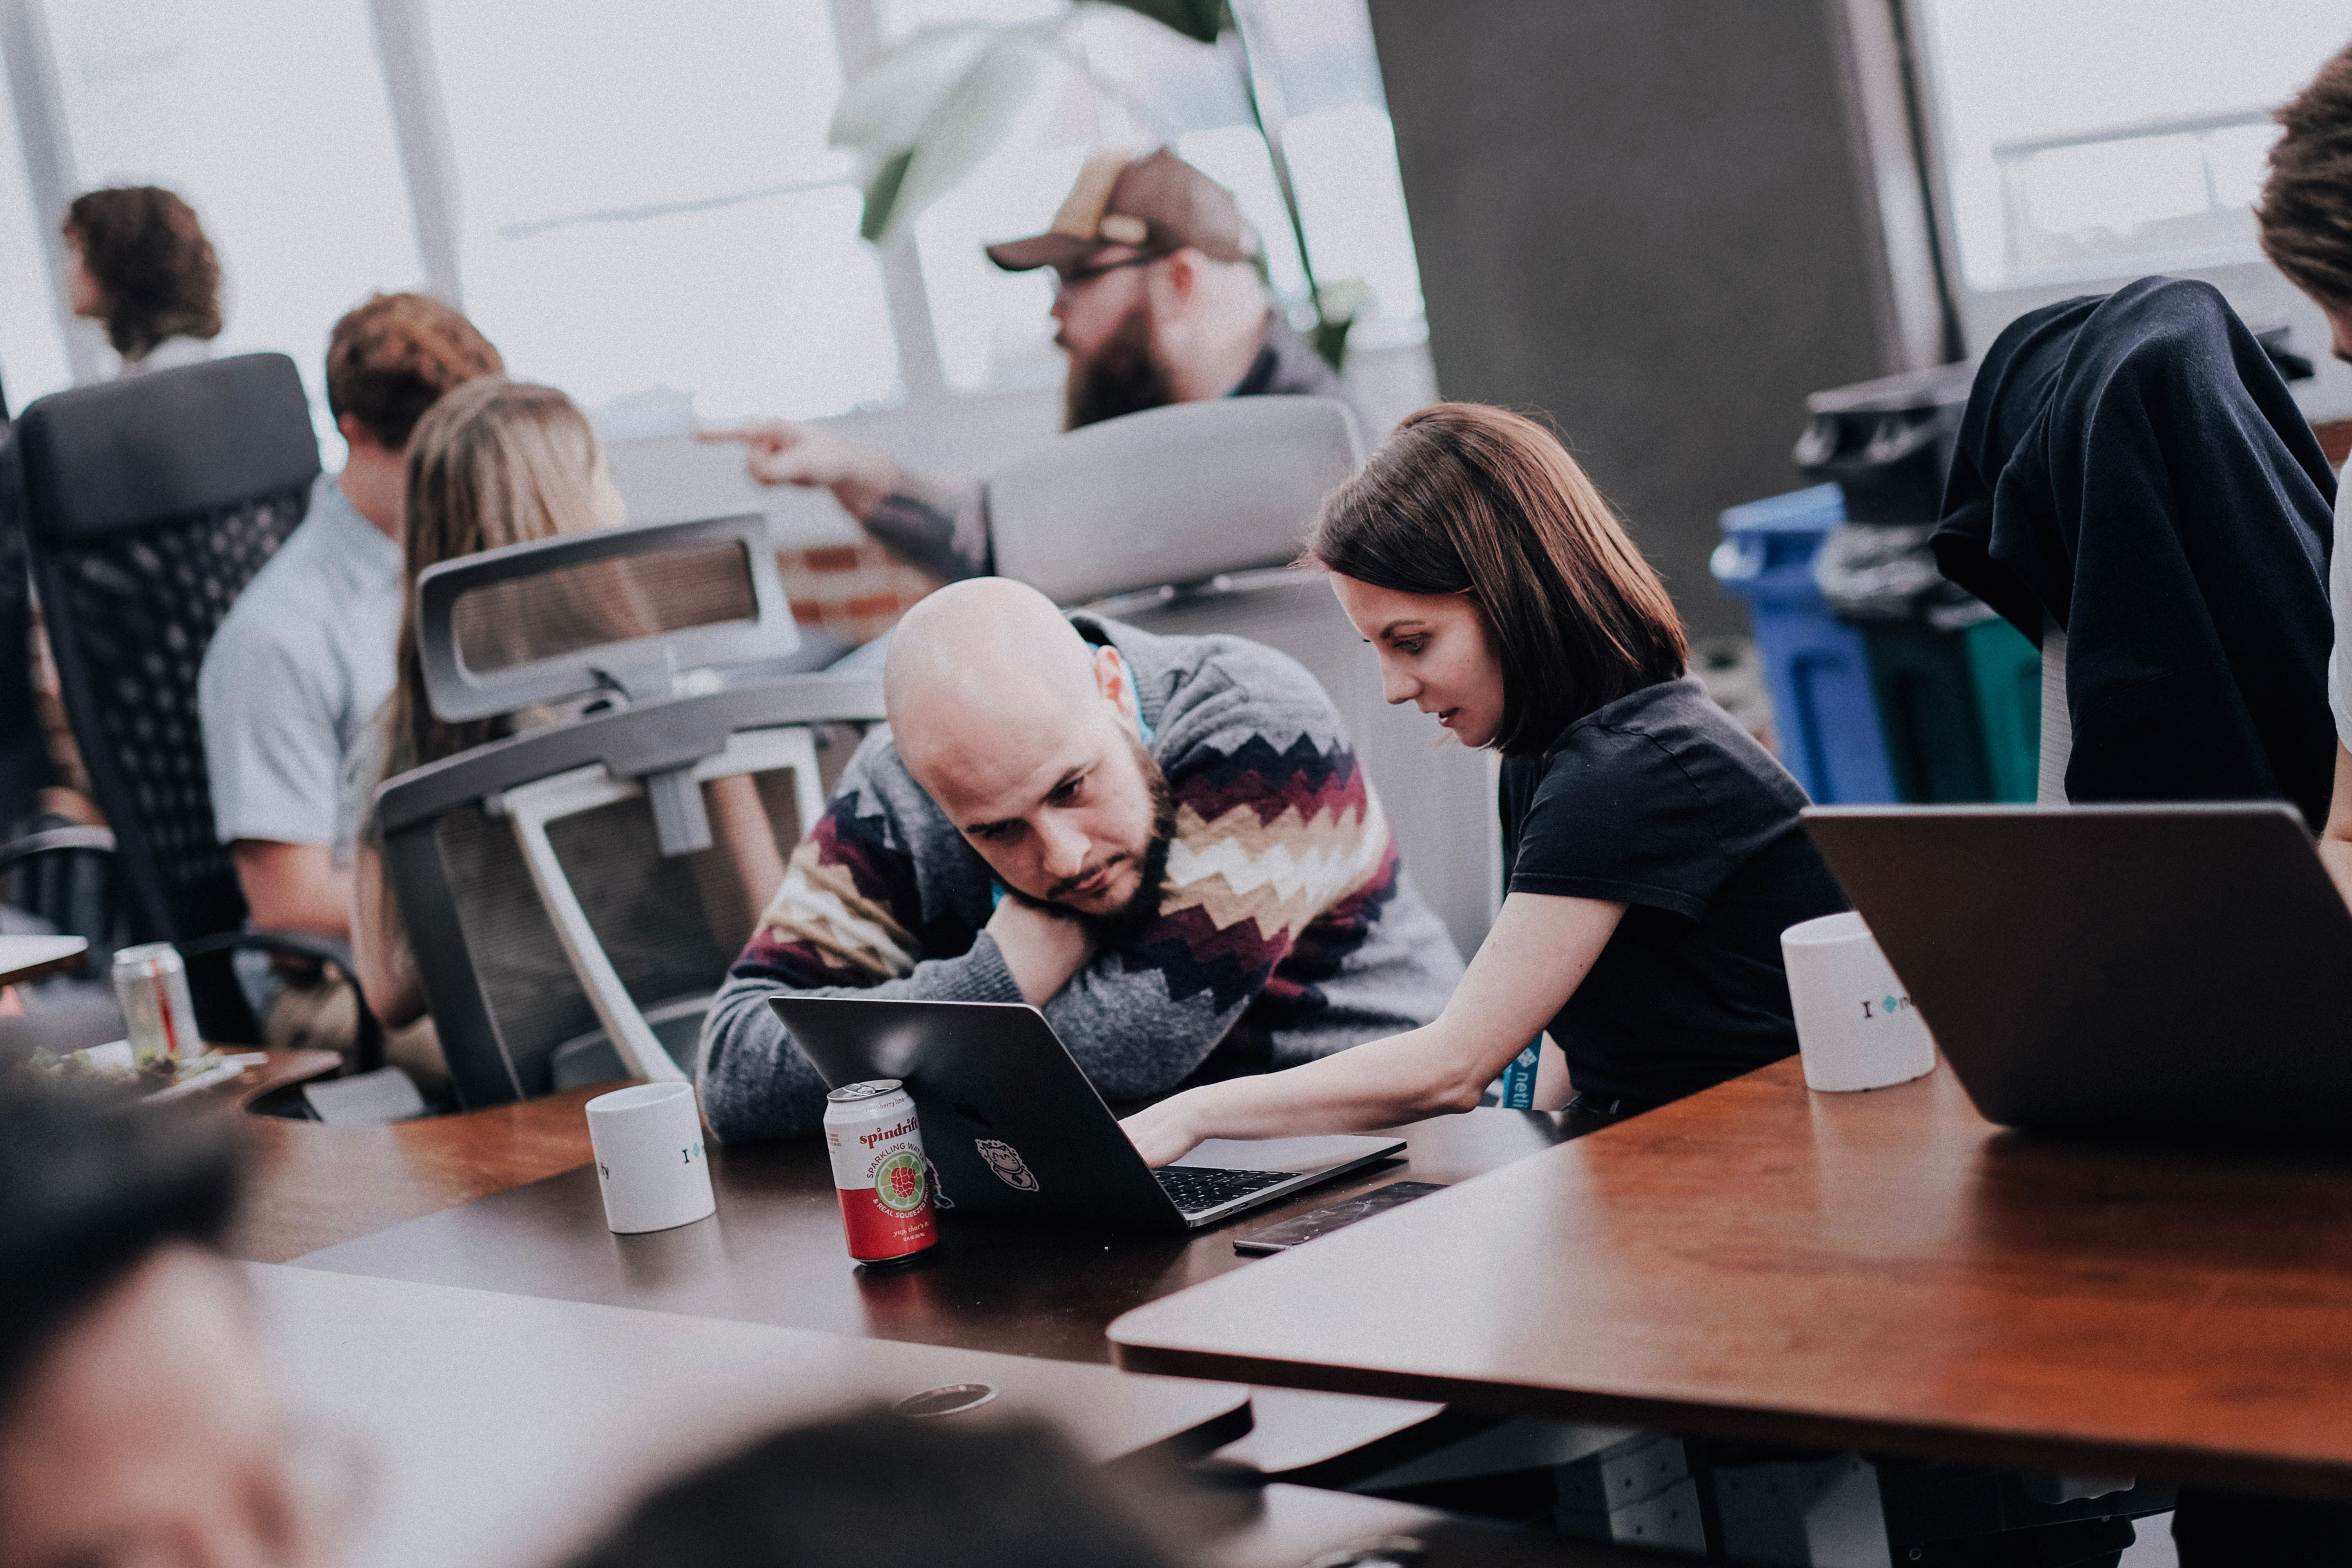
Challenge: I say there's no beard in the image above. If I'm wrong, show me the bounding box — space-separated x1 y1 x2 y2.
1009 732 1177 942
1062 305 1174 430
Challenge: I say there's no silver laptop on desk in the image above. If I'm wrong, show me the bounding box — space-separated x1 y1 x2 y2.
771 996 1405 1232
1801 803 2352 1143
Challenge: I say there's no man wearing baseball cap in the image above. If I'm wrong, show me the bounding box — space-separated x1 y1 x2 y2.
703 148 1366 583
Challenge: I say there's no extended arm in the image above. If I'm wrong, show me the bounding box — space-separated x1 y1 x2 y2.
1120 892 1624 1165
698 420 984 581
232 840 353 939
348 842 425 1028
2322 742 2352 907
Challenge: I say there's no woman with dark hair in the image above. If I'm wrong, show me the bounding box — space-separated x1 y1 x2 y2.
62 186 223 374
1123 403 1846 1164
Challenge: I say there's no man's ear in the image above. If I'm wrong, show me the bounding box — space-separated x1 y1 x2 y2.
338 412 386 456
1152 249 1202 314
1094 645 1137 724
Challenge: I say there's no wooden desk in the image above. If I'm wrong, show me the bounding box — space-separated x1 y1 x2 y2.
283 1104 1574 1365
264 1104 1584 1479
1111 1057 2352 1501
0 932 87 985
231 1083 610 1264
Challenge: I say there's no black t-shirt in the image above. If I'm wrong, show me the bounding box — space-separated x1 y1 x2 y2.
1497 676 1847 1105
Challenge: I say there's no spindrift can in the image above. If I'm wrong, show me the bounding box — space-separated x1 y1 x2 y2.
112 942 200 1067
823 1080 937 1266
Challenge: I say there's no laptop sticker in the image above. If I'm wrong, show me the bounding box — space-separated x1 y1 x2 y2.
975 1138 1038 1192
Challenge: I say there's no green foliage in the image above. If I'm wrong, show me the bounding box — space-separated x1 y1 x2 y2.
859 150 915 244
1098 0 1229 45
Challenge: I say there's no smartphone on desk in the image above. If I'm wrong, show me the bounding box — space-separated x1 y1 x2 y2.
1231 1181 1449 1255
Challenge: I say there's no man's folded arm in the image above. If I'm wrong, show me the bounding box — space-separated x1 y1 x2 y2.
1040 924 1292 1100
699 935 1022 1142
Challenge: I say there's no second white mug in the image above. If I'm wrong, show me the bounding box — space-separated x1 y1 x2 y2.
585 1081 717 1234
1781 911 1935 1093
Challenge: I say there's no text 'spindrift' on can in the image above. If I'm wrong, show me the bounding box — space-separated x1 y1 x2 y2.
823 1080 937 1266
112 942 200 1067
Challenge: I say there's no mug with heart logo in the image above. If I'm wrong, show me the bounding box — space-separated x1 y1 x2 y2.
1780 911 1936 1093
584 1081 717 1233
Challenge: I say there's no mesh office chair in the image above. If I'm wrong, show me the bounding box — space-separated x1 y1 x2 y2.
375 514 885 1108
983 396 1503 957
10 352 385 1063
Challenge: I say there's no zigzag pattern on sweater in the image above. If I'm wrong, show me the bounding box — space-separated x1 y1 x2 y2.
733 735 1397 1008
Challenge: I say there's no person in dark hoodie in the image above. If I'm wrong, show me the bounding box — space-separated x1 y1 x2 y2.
1930 275 2338 828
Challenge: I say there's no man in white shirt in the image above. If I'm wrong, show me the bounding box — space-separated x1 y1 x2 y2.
2261 39 2352 907
196 294 501 1053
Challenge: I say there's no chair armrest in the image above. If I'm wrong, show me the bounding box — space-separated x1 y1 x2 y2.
176 929 384 1074
0 824 116 871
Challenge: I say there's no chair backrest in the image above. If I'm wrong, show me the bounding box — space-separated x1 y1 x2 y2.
980 395 1501 958
376 678 883 1109
12 353 320 1038
414 513 813 858
983 396 1363 605
415 512 798 719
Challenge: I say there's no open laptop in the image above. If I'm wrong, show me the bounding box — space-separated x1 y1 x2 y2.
770 996 1406 1232
1801 803 2352 1143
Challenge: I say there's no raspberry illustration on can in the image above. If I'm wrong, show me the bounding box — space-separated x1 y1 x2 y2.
822 1080 938 1267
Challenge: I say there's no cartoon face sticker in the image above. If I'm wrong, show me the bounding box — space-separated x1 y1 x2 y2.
975 1138 1038 1192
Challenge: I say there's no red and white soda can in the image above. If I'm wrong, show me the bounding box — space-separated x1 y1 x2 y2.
822 1080 937 1266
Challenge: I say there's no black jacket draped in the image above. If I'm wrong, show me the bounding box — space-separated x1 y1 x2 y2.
1930 277 2338 827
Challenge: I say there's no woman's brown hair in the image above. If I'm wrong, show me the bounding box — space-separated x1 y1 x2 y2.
63 187 222 359
1306 403 1686 757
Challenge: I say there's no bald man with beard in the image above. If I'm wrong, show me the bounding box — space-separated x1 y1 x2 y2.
696 578 1462 1142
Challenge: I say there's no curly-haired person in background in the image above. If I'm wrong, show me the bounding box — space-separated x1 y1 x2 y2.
61 185 223 377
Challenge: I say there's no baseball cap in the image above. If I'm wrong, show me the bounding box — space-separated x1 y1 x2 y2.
984 148 1261 274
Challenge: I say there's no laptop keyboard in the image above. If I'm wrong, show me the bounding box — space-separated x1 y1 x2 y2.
1156 1165 1301 1216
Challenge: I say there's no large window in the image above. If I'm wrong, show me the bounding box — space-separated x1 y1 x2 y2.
425 0 899 425
42 0 424 421
1909 0 2350 348
0 0 1426 431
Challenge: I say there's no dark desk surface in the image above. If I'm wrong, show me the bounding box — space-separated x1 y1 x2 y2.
290 1104 1578 1365
1111 1056 2352 1501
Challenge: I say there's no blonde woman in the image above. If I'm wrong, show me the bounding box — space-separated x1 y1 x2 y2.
344 379 626 1037
345 379 788 1055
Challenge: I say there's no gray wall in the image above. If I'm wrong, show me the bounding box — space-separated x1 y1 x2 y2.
1367 0 1907 641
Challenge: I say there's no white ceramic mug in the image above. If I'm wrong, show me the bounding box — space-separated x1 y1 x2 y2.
585 1082 717 1234
1780 911 1936 1092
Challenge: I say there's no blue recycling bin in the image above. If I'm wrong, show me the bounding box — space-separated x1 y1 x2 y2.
1711 485 1898 804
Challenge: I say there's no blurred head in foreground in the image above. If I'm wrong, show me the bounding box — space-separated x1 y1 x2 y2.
0 1073 327 1568
575 1408 1185 1568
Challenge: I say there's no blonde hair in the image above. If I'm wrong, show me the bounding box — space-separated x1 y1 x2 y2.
386 377 606 771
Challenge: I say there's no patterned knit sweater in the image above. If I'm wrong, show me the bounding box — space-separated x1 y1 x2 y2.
697 613 1465 1141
